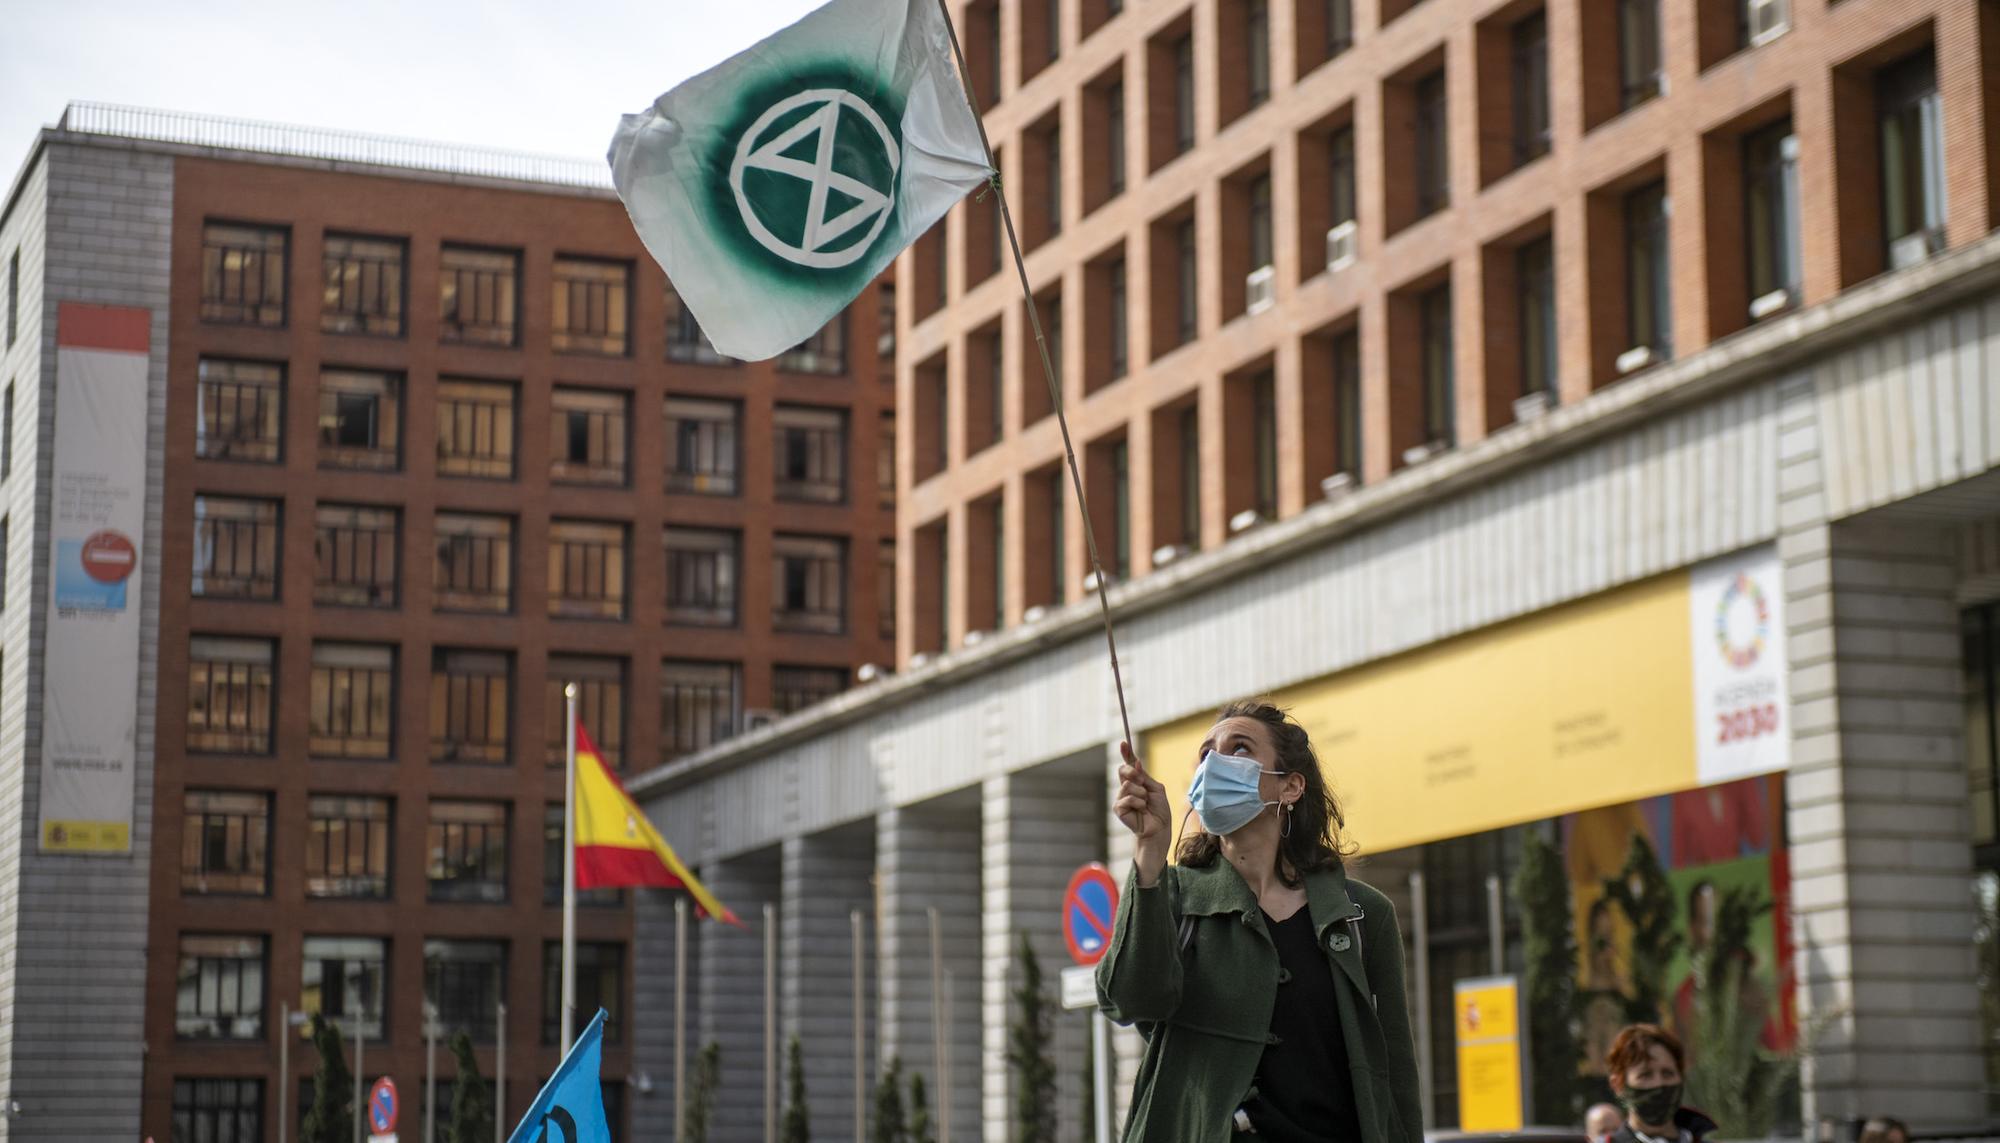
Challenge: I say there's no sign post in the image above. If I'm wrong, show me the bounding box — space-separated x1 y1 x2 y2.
366 1076 399 1143
1453 975 1526 1132
1061 863 1119 1143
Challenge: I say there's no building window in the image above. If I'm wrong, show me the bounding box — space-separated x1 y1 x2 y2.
318 369 401 471
1176 218 1198 345
1518 236 1557 398
774 665 849 715
1046 0 1062 60
1331 125 1357 232
667 289 728 365
1419 283 1456 447
1179 405 1202 549
187 636 274 755
181 790 269 896
1250 174 1274 275
302 936 387 1041
314 504 398 608
1248 0 1271 107
5 251 15 348
774 405 847 503
1173 34 1196 155
552 257 630 356
547 519 627 621
173 1079 263 1143
543 805 621 907
543 942 624 1045
1252 371 1277 520
2 383 13 477
550 387 628 486
1619 0 1663 110
664 396 740 496
661 660 740 760
1107 79 1127 198
773 534 847 634
201 222 287 326
321 234 404 337
176 934 265 1040
878 538 896 641
430 650 510 764
1880 50 1945 268
1049 469 1068 604
1111 440 1131 579
427 801 509 903
424 940 505 1042
1327 0 1353 55
192 495 281 600
1626 180 1672 361
545 655 624 769
878 409 897 509
1332 328 1361 477
1042 291 1065 393
1 516 7 611
435 378 515 480
664 527 739 627
1967 603 1996 846
1108 257 1129 380
1415 71 1449 219
1745 120 1801 314
440 246 519 348
308 643 395 759
777 314 846 375
1512 11 1551 167
1043 124 1064 240
433 513 513 613
306 795 391 899
196 359 283 463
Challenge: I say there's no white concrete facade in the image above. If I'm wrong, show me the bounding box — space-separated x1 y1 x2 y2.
633 235 2000 1136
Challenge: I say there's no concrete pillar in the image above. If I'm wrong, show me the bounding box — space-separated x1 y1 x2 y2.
1781 499 1984 1121
632 887 698 1140
697 850 782 1140
782 827 877 1142
877 802 983 1141
980 764 1107 1142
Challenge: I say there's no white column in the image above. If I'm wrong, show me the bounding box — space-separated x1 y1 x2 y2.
877 804 982 1141
632 887 692 1141
696 852 782 1139
782 829 877 1141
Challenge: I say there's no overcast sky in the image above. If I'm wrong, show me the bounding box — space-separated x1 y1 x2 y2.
1 0 829 171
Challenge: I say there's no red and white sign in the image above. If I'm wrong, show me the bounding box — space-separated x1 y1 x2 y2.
1062 863 1120 968
80 530 137 583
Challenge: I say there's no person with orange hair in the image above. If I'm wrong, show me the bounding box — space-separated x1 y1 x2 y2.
1604 1024 1717 1143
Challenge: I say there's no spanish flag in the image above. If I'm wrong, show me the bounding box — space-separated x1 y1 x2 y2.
572 724 740 924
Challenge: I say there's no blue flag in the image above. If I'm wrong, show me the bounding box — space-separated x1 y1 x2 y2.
506 1009 612 1143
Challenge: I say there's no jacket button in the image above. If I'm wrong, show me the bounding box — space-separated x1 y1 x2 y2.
1266 1033 1283 1046
1241 914 1256 927
1276 968 1292 984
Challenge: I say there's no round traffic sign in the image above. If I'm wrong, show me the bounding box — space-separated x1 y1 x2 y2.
1062 863 1120 967
368 1077 398 1134
80 529 136 583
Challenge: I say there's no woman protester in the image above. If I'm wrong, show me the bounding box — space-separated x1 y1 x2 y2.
1095 700 1421 1142
1605 1024 1717 1143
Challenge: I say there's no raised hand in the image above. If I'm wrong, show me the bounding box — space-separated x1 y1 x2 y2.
1114 740 1172 886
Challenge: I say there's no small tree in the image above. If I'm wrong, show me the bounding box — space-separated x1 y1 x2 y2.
871 1056 908 1143
1601 834 1681 1025
300 1014 354 1143
1683 885 1796 1134
682 1041 722 1143
782 1033 811 1143
906 1070 935 1143
446 1031 495 1143
1516 828 1583 1124
1006 934 1058 1143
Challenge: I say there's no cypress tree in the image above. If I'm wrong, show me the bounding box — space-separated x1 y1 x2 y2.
301 1014 354 1143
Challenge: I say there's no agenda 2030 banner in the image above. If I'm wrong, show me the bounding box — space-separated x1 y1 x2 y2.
38 303 150 854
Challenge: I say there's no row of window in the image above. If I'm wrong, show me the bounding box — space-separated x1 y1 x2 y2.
185 642 844 763
175 929 622 1046
199 223 847 373
194 498 864 630
197 359 882 501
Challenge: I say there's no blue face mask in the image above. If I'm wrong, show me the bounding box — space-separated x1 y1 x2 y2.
1188 750 1283 836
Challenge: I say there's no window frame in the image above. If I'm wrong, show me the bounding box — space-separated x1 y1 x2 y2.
664 396 743 497
659 659 742 761
200 220 289 328
191 494 282 601
313 503 400 609
439 244 521 349
305 794 393 900
425 800 511 903
551 255 633 357
772 533 849 635
180 789 271 896
429 648 512 764
320 232 407 338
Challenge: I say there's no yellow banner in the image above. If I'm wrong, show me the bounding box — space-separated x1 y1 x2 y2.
41 819 132 852
1142 570 1697 855
1455 976 1525 1131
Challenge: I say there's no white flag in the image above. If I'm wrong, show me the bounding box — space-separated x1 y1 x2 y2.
608 0 993 361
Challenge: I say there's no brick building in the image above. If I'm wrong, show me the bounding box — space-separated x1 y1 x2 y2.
629 0 2000 1137
0 104 896 1140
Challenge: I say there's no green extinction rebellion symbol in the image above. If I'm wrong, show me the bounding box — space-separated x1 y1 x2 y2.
728 87 901 271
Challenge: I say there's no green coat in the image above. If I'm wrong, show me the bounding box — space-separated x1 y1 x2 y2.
1095 858 1423 1143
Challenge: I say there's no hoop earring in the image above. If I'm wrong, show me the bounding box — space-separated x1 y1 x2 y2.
1281 802 1294 839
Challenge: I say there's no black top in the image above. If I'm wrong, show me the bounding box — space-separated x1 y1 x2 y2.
1240 906 1362 1142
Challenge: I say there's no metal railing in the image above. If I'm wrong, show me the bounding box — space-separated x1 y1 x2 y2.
58 101 612 190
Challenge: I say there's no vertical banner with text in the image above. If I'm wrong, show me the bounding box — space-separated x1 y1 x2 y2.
38 303 150 853
1454 975 1525 1132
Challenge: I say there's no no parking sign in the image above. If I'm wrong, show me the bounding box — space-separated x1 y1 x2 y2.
1062 862 1119 967
367 1076 398 1143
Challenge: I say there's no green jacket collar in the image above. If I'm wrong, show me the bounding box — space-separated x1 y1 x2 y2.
1176 858 1365 932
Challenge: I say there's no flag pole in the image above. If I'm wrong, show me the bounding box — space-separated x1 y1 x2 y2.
562 682 579 1052
932 0 1135 753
